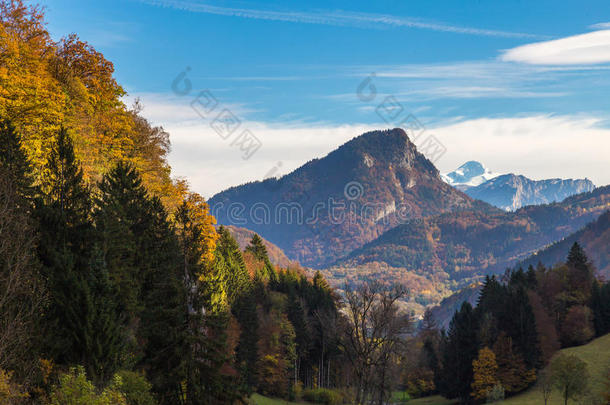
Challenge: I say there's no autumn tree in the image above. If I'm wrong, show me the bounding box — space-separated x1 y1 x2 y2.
561 305 594 346
471 347 499 400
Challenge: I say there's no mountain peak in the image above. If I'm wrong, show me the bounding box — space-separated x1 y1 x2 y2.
332 128 439 176
442 160 499 189
209 128 484 267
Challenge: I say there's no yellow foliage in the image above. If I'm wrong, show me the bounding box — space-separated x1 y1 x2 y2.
0 0 186 210
0 368 28 403
471 347 499 400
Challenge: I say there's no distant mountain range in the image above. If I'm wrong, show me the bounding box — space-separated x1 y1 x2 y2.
209 129 490 268
335 185 610 294
209 128 608 310
443 161 595 211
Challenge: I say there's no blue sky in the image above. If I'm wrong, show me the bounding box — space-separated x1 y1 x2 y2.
41 0 610 196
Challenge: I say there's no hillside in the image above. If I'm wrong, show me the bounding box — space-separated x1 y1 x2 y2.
500 333 610 404
520 210 610 279
0 2 185 209
337 186 610 293
223 225 297 268
209 128 492 267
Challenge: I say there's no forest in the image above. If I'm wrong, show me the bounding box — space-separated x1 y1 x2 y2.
1 1 610 404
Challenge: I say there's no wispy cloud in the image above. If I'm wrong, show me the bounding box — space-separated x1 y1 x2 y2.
501 29 610 65
590 22 610 30
139 0 546 39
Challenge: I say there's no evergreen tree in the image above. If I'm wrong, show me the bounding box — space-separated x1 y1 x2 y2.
137 197 186 404
233 291 260 392
85 245 125 385
0 119 36 206
36 128 95 368
503 285 541 369
246 234 276 281
566 242 594 293
438 302 479 402
175 199 239 403
94 161 149 321
216 226 250 304
591 281 610 336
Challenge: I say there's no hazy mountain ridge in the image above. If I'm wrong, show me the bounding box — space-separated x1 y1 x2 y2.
209 128 491 267
443 161 595 211
519 209 610 279
337 185 610 291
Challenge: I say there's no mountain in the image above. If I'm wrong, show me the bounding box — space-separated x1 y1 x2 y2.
464 174 595 211
336 186 610 294
208 128 493 268
519 210 610 279
222 225 297 269
441 160 499 190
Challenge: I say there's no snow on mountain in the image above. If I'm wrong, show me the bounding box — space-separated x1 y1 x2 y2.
441 161 501 190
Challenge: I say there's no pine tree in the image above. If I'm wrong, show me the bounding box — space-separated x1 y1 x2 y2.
246 234 276 281
216 226 250 304
85 245 125 385
94 161 149 321
0 119 36 206
175 198 240 403
566 242 594 294
591 281 610 336
438 302 479 402
138 197 187 404
37 127 95 368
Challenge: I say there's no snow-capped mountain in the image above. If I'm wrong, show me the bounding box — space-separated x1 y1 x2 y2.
441 161 500 191
443 161 596 211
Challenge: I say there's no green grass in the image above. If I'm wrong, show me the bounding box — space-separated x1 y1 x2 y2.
407 395 457 404
252 335 609 405
413 333 610 405
249 393 306 405
499 333 610 404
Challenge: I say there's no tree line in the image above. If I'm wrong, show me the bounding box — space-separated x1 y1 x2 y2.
407 242 610 403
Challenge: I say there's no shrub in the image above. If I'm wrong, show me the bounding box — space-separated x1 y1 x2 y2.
48 366 127 405
302 388 343 405
0 368 28 403
115 371 157 405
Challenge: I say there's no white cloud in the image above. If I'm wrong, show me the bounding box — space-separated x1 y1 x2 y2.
140 0 544 39
432 115 610 186
130 94 610 197
501 30 610 65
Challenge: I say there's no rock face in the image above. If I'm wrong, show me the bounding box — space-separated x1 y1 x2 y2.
443 161 595 211
464 174 596 211
208 128 491 268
